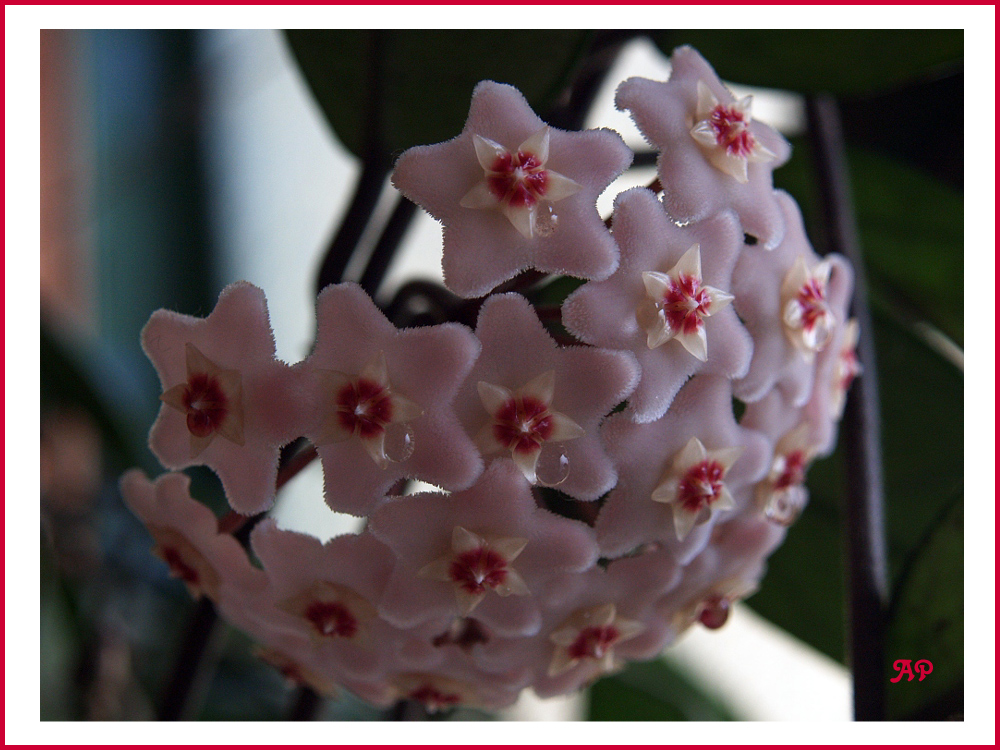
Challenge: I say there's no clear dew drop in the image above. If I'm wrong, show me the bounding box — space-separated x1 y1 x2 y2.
383 422 415 463
533 205 559 238
535 444 570 487
763 487 805 527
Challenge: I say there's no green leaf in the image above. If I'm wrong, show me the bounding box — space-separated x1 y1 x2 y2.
885 494 963 720
528 275 587 308
872 301 963 581
851 150 963 344
285 30 590 159
747 305 963 664
653 30 962 95
588 658 737 720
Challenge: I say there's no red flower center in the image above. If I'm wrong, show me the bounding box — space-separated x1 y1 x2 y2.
336 378 393 439
492 396 554 455
160 546 200 585
567 625 621 661
773 450 807 492
409 684 462 711
661 274 712 335
182 373 228 438
487 150 550 209
678 460 727 513
708 104 755 158
448 546 509 596
795 278 829 333
304 600 358 639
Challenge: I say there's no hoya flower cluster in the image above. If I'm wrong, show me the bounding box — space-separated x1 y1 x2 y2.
122 47 858 712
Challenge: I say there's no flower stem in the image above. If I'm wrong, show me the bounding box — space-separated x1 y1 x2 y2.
359 197 419 298
807 93 889 722
157 597 227 720
286 685 323 721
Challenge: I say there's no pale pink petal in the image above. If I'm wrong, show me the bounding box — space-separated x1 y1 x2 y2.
563 190 750 423
141 282 307 514
392 81 632 298
615 46 790 249
455 293 639 500
299 283 482 516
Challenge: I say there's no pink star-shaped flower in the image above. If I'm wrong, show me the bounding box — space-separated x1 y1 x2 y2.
527 549 679 697
652 436 743 542
247 519 448 683
658 515 785 636
297 283 483 516
547 603 644 677
802 317 862 458
119 470 265 602
731 191 854 406
141 282 306 514
563 188 752 423
392 80 633 298
454 293 640 500
595 375 771 559
755 422 818 527
367 460 598 637
615 45 791 249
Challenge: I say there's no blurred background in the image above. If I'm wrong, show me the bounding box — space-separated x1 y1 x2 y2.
36 28 968 723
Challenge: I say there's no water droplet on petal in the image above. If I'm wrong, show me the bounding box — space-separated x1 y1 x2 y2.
698 596 730 629
534 205 559 237
535 445 570 487
763 486 806 527
384 422 415 463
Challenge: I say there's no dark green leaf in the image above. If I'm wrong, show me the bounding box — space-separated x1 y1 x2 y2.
852 151 963 344
528 275 587 308
885 494 963 720
653 30 962 95
588 658 737 720
285 30 590 159
872 301 963 581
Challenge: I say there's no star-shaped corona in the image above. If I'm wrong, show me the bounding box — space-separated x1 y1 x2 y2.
419 526 529 615
548 603 644 676
159 343 245 458
831 319 862 418
651 436 742 541
781 256 837 358
476 370 585 484
313 351 424 469
279 581 377 644
690 81 777 183
636 243 735 361
756 423 817 527
460 127 582 239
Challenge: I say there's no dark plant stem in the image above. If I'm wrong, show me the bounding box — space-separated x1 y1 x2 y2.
315 31 391 295
807 93 889 722
217 443 319 536
157 597 227 720
388 699 430 721
286 685 324 720
314 160 390 294
359 197 419 298
544 30 641 130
